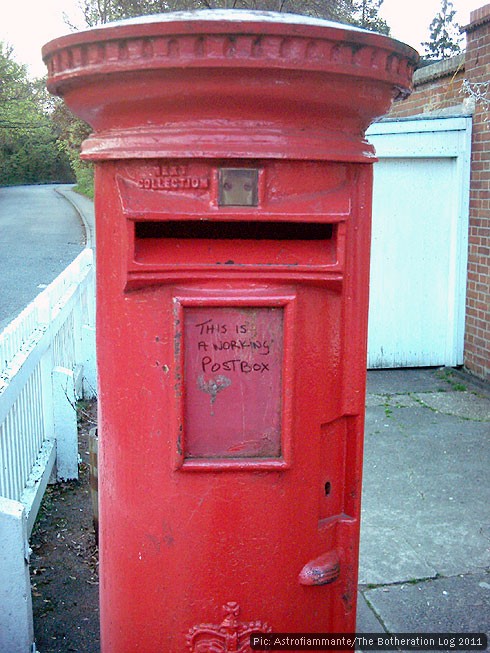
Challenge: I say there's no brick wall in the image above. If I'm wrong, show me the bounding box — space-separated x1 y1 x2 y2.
387 5 490 381
464 5 490 380
389 55 466 118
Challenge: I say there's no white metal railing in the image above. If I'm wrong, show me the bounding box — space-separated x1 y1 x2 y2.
0 247 96 653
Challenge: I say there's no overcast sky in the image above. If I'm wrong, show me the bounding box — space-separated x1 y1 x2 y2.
1 0 483 78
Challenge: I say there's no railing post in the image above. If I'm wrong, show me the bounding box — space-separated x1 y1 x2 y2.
0 496 35 653
79 251 97 399
81 323 97 398
52 366 78 481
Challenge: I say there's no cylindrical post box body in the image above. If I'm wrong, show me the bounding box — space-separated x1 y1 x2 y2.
43 12 417 652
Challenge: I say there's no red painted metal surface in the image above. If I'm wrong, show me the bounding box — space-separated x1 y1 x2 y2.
43 11 417 652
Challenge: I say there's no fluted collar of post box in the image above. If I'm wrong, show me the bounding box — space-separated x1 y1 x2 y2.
42 10 419 163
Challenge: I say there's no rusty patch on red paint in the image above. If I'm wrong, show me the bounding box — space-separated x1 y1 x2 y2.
197 374 232 414
183 306 283 459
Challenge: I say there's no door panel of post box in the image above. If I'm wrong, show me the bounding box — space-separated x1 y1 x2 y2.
97 289 355 646
94 158 370 650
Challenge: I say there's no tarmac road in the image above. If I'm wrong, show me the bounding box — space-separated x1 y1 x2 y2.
0 184 85 331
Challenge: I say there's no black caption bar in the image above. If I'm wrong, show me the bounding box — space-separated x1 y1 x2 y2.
250 632 488 651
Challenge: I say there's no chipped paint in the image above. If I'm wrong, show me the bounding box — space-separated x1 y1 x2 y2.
197 374 232 415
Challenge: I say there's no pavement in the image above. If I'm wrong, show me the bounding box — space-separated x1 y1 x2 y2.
55 185 95 250
357 367 490 650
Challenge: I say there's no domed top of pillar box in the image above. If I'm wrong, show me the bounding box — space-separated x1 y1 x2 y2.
42 10 419 162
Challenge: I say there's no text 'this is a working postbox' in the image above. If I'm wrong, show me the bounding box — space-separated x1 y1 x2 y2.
43 11 417 652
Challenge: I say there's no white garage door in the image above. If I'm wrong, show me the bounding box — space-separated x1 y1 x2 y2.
366 116 472 369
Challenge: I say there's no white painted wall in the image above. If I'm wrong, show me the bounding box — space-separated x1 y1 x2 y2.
366 116 472 369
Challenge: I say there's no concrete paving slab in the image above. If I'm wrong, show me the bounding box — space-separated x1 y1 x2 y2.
402 523 490 578
367 369 452 395
361 403 490 584
359 525 437 585
362 572 490 637
414 391 490 421
366 393 421 409
356 592 385 632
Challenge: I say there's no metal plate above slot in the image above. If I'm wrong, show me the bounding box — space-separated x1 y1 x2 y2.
218 168 259 207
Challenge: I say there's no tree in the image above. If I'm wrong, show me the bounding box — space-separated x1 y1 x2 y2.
67 0 361 28
0 43 73 186
422 0 463 60
350 0 390 35
60 0 390 195
50 101 94 197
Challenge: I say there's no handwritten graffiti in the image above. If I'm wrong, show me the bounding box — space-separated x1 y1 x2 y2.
194 317 273 381
197 339 270 356
201 356 270 374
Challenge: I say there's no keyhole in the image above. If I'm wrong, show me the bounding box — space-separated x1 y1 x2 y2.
324 481 331 496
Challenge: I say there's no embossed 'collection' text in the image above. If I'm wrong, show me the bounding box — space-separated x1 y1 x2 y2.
139 163 210 191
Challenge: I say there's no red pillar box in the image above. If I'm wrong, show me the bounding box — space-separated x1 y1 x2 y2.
43 12 417 652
